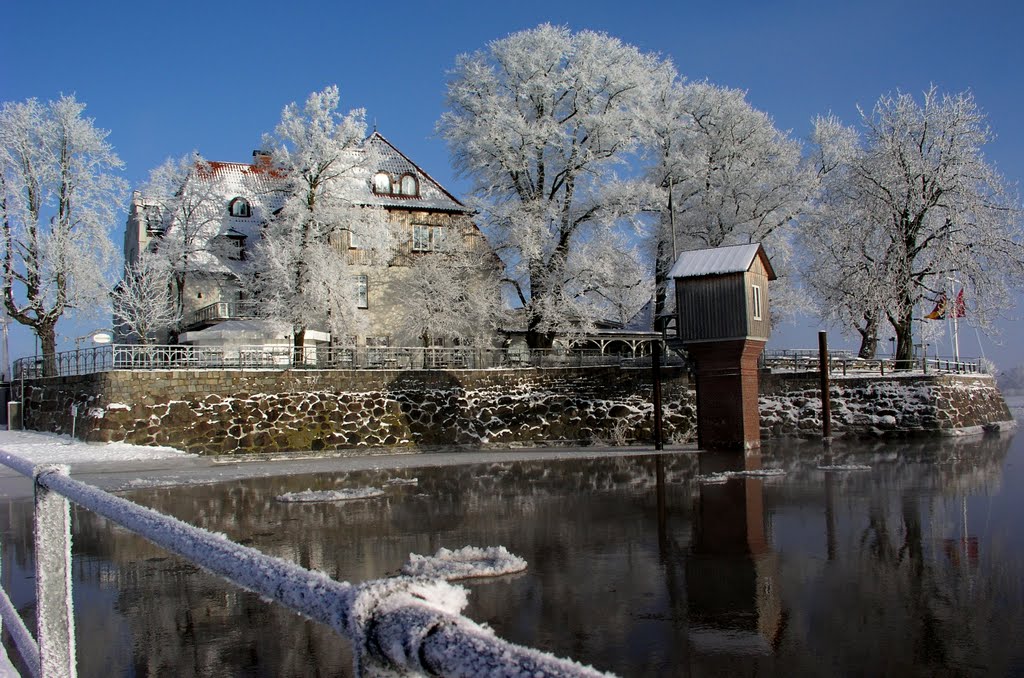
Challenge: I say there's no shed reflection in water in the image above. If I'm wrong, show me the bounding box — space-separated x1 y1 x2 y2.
2 433 1023 676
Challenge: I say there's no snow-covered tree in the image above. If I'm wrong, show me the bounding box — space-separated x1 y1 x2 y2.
137 153 223 330
438 24 673 348
112 253 180 344
395 250 503 347
645 80 813 323
248 86 392 354
803 88 1023 363
0 95 126 374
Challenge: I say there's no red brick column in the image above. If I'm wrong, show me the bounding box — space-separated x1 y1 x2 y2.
685 339 766 450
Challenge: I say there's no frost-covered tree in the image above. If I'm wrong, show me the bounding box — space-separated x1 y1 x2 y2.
112 253 180 344
439 24 673 348
249 86 392 355
0 95 126 374
395 250 503 347
138 153 223 330
803 88 1023 363
645 80 812 323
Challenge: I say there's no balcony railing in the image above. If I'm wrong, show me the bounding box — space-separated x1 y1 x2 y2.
184 301 259 328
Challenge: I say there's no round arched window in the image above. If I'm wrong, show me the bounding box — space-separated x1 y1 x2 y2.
399 173 418 196
372 172 392 195
228 197 251 218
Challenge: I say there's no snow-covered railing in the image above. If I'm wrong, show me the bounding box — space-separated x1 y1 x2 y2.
761 349 983 376
13 344 674 378
0 451 611 678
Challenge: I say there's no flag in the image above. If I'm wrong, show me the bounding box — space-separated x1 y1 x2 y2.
924 289 967 320
953 289 966 318
925 293 947 320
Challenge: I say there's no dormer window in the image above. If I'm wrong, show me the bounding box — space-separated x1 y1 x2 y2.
228 197 251 218
372 172 392 195
399 173 418 196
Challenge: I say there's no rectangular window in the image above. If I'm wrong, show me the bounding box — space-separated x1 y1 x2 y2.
751 284 762 321
412 224 446 252
354 274 368 309
348 228 361 249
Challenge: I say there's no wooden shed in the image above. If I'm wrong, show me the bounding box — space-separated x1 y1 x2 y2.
668 243 776 343
667 243 776 451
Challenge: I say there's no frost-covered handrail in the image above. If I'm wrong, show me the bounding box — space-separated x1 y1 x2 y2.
0 451 612 677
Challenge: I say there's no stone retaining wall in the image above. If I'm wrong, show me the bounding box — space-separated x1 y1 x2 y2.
18 367 694 455
760 372 1014 438
14 367 1013 455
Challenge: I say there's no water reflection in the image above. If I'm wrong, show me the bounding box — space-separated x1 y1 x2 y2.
1 434 1022 676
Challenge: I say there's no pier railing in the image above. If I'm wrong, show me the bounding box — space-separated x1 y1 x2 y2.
0 451 609 677
13 343 675 379
761 349 983 376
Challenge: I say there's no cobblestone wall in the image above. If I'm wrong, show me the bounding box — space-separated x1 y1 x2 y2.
15 368 1013 454
760 372 1014 438
18 367 694 455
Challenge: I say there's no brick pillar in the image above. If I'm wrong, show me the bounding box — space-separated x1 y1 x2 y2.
685 339 766 450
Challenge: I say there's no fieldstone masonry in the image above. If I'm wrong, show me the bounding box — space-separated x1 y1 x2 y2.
18 367 694 455
15 367 1013 455
760 372 1013 438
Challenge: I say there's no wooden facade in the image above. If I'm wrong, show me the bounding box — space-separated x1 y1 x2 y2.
672 244 775 344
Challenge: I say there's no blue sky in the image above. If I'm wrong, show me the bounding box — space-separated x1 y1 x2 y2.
3 0 1023 367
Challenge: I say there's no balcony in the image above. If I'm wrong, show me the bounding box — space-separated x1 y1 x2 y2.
184 301 259 329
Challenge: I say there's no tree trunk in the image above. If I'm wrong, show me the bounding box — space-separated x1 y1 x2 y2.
856 312 879 359
892 309 915 370
38 321 57 377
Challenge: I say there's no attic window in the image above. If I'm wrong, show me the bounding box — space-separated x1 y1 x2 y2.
372 172 392 195
398 173 418 196
751 284 762 320
228 197 251 218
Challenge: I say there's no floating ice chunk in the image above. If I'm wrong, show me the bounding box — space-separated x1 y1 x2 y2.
401 545 528 580
696 468 786 483
817 464 872 471
275 487 384 503
384 477 419 486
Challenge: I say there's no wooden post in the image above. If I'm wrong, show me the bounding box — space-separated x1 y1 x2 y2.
652 339 664 450
818 331 832 443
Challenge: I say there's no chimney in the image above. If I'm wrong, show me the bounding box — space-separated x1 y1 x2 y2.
252 150 272 169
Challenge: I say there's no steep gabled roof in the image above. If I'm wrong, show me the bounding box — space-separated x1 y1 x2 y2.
668 243 777 280
363 132 470 213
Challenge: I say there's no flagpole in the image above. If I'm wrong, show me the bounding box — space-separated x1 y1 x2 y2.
949 277 960 363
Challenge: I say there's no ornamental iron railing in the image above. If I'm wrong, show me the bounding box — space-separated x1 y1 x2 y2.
13 344 672 379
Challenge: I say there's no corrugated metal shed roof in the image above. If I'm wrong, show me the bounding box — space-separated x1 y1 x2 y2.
668 243 776 280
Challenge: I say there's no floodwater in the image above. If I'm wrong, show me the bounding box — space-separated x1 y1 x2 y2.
3 422 1024 676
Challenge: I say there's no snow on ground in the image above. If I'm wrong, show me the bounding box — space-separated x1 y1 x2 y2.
0 429 191 465
401 546 528 580
275 487 385 503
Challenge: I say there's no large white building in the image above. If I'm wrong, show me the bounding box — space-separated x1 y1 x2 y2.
123 133 499 356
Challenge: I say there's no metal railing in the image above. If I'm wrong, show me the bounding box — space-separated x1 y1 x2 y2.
13 344 678 379
184 301 259 328
761 349 984 376
0 451 609 677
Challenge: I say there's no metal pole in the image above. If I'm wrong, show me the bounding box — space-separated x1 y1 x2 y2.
818 331 832 443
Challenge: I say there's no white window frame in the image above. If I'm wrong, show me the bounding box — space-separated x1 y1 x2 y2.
412 224 446 252
354 274 368 309
751 284 762 321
